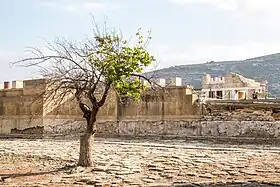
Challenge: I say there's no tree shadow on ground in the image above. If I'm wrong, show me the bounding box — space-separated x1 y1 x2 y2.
174 181 280 187
0 164 76 180
1 167 280 187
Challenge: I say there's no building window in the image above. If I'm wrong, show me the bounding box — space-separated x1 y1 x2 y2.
209 91 214 98
216 91 223 99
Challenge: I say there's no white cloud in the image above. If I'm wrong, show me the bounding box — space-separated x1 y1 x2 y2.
38 0 120 12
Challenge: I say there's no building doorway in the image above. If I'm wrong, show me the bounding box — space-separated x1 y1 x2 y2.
238 91 245 100
216 91 223 99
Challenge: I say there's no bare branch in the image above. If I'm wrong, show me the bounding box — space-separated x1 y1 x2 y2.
98 82 112 107
131 73 163 89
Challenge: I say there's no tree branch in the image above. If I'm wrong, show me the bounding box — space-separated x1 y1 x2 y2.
98 82 111 107
131 73 162 88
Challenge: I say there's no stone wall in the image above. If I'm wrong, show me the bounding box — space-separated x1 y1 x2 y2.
3 78 280 140
41 105 280 139
0 117 43 135
11 126 44 135
42 119 280 139
0 79 46 135
0 79 200 135
202 109 275 121
118 87 200 120
5 109 280 139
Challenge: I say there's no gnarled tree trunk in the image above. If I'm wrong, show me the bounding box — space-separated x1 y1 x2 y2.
77 109 97 167
75 89 104 167
78 131 94 167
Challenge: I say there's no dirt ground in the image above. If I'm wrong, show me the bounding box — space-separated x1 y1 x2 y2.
1 138 280 186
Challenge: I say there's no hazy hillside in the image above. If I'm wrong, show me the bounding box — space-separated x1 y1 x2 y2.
147 53 280 98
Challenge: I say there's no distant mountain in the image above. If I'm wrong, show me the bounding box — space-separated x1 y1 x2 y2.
146 53 280 98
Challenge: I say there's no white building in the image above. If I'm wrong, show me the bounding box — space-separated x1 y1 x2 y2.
201 73 268 100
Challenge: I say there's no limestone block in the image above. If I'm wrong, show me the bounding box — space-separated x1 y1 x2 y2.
12 80 23 89
200 121 219 136
117 121 136 136
185 88 192 95
23 79 46 96
5 90 23 97
136 121 164 136
0 119 10 134
166 77 182 86
239 121 278 138
96 121 118 136
43 118 86 134
1 119 15 134
165 121 200 137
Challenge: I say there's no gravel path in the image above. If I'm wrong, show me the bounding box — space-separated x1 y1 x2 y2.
1 138 280 186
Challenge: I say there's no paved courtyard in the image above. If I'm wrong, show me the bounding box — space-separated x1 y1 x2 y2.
1 138 280 186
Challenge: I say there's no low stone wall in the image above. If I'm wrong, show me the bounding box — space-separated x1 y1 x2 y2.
11 126 44 135
42 119 280 139
3 108 280 139
98 120 280 138
204 109 276 121
0 116 43 135
43 119 86 135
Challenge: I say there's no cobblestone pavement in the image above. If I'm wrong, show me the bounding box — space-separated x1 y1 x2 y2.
1 138 280 186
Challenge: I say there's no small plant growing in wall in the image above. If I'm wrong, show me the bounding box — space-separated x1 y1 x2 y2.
14 21 156 167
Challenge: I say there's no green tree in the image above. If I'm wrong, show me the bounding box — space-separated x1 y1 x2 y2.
15 24 155 167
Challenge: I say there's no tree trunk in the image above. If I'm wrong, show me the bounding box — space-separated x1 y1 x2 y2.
77 116 96 167
77 104 98 167
77 132 94 167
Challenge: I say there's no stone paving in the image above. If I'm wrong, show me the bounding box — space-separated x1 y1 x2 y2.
1 138 280 186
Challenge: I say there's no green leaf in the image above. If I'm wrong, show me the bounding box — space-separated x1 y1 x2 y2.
88 28 155 100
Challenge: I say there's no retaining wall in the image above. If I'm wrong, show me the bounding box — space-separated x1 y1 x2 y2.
42 119 280 139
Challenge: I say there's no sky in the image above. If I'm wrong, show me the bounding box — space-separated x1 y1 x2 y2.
1 0 280 81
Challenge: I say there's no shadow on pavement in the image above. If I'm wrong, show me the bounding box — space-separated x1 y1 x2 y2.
0 164 75 181
174 181 280 187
